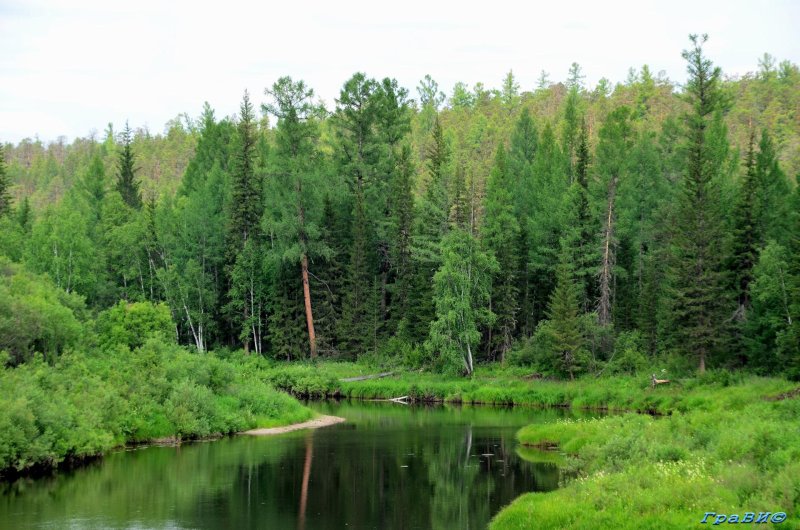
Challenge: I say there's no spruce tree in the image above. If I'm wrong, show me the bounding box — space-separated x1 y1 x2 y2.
528 122 568 327
669 35 731 372
313 195 345 353
754 129 791 245
546 248 587 380
387 145 415 337
16 196 31 232
507 109 538 336
572 119 595 312
333 73 381 356
482 145 520 361
730 131 759 318
594 107 633 328
408 116 450 343
116 122 142 209
226 91 265 353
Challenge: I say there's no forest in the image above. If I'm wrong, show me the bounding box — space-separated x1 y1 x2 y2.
2 35 798 380
1 32 800 528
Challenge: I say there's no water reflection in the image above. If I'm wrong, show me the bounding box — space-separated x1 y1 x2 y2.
0 401 578 529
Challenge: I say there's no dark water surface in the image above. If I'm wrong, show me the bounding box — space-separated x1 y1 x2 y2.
0 401 579 529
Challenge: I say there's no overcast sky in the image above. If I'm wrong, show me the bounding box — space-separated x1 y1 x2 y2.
1 0 798 143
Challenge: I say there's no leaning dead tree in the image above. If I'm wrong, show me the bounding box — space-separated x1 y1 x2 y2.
598 175 617 327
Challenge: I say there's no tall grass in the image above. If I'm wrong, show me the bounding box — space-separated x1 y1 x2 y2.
491 382 800 529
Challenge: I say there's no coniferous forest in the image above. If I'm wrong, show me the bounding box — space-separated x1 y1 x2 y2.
3 36 797 378
2 32 800 529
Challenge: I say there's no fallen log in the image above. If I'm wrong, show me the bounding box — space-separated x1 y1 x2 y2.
651 373 670 388
340 371 395 383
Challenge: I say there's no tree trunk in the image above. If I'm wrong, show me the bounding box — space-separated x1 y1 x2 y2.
598 175 617 327
301 254 317 359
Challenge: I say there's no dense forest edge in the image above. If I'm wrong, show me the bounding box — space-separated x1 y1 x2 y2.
1 33 799 524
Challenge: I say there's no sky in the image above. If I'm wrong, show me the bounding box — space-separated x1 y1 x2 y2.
1 0 798 143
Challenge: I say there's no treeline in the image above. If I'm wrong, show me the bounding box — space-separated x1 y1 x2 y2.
1 35 798 378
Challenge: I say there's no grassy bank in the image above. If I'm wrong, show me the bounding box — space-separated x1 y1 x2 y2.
262 361 796 414
0 342 312 477
490 380 800 529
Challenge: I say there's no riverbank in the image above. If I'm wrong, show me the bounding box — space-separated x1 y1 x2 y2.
241 414 345 435
0 343 313 478
489 380 800 529
262 361 797 414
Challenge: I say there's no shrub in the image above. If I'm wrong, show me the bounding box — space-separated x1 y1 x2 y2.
96 300 175 350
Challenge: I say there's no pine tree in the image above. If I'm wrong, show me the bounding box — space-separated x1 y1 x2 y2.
754 129 791 246
387 145 415 337
507 109 538 336
669 34 731 372
333 73 381 356
730 131 759 318
264 76 327 359
481 145 520 362
570 119 595 312
595 107 633 328
313 195 346 353
408 116 450 343
0 144 11 217
546 248 587 379
116 122 142 209
528 122 568 327
226 91 265 353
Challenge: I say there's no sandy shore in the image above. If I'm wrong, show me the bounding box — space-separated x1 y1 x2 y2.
240 415 346 436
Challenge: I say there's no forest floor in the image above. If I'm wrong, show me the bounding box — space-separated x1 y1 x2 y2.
241 414 345 436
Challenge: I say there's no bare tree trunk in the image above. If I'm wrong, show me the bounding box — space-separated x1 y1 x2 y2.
598 175 617 327
301 254 317 359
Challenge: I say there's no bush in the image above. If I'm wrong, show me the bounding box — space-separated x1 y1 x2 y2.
607 331 648 374
0 258 84 364
96 300 175 350
0 339 313 476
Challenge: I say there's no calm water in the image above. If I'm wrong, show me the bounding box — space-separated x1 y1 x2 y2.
0 401 580 530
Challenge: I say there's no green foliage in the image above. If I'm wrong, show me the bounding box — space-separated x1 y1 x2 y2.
96 300 175 350
482 145 520 360
608 330 649 374
493 379 800 530
667 35 733 371
115 123 142 210
545 250 589 379
0 257 84 364
426 229 497 375
1 39 798 378
0 342 312 475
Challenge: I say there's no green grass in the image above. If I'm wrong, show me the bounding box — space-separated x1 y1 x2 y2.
261 361 800 528
490 381 800 529
262 361 796 413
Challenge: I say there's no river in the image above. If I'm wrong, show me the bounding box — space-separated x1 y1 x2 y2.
0 400 585 529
